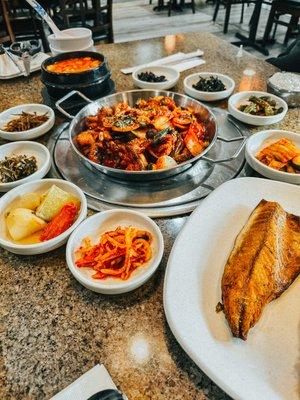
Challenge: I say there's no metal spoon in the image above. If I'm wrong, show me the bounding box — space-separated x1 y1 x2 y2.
24 0 70 38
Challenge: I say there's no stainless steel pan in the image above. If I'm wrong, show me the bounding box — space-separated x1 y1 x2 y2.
56 89 246 181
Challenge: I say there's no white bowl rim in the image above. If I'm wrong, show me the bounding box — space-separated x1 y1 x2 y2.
0 141 51 189
183 72 235 94
229 90 288 119
132 65 180 83
0 178 87 250
49 39 94 53
246 129 300 178
66 209 164 291
0 104 55 136
48 27 92 40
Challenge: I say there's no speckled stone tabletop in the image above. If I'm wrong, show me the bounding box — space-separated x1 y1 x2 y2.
0 33 299 400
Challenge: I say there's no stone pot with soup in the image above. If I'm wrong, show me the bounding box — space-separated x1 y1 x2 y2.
41 51 112 99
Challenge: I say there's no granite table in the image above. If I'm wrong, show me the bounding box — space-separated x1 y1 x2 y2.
0 32 299 400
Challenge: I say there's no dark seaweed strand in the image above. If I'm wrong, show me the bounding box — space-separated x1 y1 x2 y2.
192 76 226 92
137 71 167 83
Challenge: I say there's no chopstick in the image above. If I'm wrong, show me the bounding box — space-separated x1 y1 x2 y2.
121 49 204 74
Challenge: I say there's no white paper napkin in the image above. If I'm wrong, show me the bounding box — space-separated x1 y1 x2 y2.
121 49 204 74
170 58 205 72
50 364 119 400
0 52 49 79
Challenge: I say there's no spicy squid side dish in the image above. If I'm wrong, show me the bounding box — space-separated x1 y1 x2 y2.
75 226 153 280
75 96 212 171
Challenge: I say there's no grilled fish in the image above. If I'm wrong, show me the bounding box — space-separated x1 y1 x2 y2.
221 199 300 340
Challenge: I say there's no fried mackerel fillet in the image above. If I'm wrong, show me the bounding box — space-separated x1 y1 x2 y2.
221 199 300 340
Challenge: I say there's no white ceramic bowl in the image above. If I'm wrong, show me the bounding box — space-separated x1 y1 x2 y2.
246 129 300 185
66 209 164 294
48 27 92 51
132 66 180 90
228 91 288 126
184 72 235 102
0 104 55 141
0 179 87 255
0 141 51 192
50 40 95 56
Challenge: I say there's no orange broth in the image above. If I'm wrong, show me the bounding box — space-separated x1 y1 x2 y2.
46 57 101 74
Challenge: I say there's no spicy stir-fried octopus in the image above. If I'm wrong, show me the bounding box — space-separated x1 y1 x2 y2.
75 96 211 171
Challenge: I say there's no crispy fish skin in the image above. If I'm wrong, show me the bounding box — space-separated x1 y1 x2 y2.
221 200 300 340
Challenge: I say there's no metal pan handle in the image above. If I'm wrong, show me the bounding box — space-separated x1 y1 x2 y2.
202 135 247 164
55 90 93 119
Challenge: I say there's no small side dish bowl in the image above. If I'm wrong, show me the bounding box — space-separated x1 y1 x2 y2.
0 141 51 192
0 179 87 255
228 91 288 126
184 72 235 102
66 209 164 294
132 66 180 90
245 129 300 185
48 27 92 51
0 104 55 141
267 79 300 108
267 72 300 108
50 40 95 56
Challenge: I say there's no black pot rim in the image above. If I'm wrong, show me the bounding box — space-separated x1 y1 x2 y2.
41 51 106 78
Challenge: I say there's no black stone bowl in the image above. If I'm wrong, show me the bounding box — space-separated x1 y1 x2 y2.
41 72 113 99
41 51 109 86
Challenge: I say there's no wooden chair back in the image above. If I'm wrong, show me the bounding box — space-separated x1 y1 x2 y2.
0 0 50 50
58 0 114 43
262 0 300 45
0 0 15 43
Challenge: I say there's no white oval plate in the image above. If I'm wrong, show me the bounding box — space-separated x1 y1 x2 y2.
132 66 180 90
164 177 300 400
246 130 300 185
184 72 235 102
228 91 288 126
0 141 51 192
0 178 87 255
66 209 164 294
0 104 55 141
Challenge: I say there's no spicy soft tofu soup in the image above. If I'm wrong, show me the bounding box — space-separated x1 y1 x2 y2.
46 57 101 74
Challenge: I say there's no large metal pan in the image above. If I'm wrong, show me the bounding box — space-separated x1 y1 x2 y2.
56 89 246 181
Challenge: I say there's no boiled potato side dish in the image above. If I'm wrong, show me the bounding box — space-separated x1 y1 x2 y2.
11 192 43 211
5 185 80 244
36 185 79 222
7 208 46 241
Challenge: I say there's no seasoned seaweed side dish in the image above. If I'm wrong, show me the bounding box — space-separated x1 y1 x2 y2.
192 76 226 92
137 71 167 83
